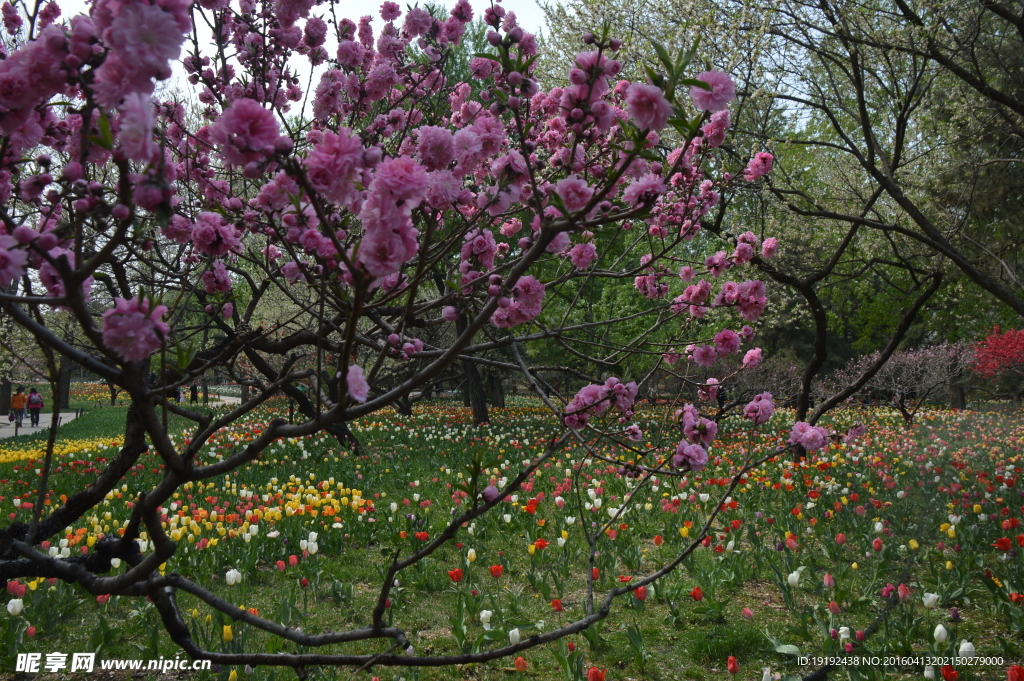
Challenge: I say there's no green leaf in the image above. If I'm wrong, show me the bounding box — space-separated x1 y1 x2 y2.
775 644 802 657
680 78 713 91
472 52 501 62
650 41 674 74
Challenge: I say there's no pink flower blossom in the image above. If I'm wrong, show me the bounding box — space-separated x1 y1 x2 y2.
690 70 736 113
625 83 672 132
622 174 666 207
568 242 598 269
192 212 242 257
347 364 370 403
742 347 762 368
744 152 774 181
416 126 456 172
101 295 170 362
692 345 717 368
304 129 364 207
713 329 740 355
555 175 593 214
118 92 159 164
673 442 708 471
209 98 281 167
742 392 774 425
0 234 27 286
789 422 830 451
701 110 730 147
762 237 779 258
201 260 232 293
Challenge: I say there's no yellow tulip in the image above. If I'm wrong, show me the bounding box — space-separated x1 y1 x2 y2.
851 562 859 570
679 527 689 538
909 540 919 550
229 671 238 681
527 544 536 556
973 504 982 514
222 625 233 642
946 561 953 570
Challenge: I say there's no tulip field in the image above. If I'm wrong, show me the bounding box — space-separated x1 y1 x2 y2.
2 400 1024 681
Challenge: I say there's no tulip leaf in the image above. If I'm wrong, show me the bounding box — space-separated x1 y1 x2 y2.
775 644 802 657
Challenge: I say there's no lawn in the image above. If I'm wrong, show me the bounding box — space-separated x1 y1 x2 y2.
1 400 1022 681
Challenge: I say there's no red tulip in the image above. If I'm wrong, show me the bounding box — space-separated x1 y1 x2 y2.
96 594 110 605
941 665 958 681
415 532 429 541
727 656 739 674
1008 665 1024 681
835 533 847 545
25 626 36 637
742 607 754 619
690 586 704 601
994 537 1013 551
276 560 286 571
897 583 910 600
534 538 549 550
587 668 606 681
567 642 576 652
288 554 299 567
300 578 309 588
872 538 883 551
634 585 648 601
515 657 527 672
591 568 600 580
551 599 564 612
823 574 835 589
653 535 664 546
448 568 463 583
489 565 503 578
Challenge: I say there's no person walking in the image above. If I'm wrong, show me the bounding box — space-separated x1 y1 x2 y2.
190 381 199 404
9 387 27 427
26 388 43 427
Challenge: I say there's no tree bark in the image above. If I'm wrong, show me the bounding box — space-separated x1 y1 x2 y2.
57 359 71 409
0 378 10 416
455 317 488 425
487 370 505 408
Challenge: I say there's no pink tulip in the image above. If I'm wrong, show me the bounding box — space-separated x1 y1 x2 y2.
835 533 846 545
828 601 841 614
742 607 754 619
823 574 835 589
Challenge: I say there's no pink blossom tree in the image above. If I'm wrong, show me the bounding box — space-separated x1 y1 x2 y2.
0 4 836 672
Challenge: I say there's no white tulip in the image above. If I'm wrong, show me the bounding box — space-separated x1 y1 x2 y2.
6 599 23 616
225 569 242 585
509 628 520 645
479 610 493 630
922 593 939 609
308 542 318 555
593 498 602 509
787 571 800 587
874 521 884 533
762 669 772 681
308 532 318 543
390 502 398 513
503 514 512 523
566 517 576 526
958 640 975 658
699 493 710 503
467 549 477 562
557 538 566 547
726 540 735 552
934 624 948 643
924 665 935 680
300 540 308 551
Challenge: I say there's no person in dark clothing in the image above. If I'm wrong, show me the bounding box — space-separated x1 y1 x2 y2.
190 382 199 404
27 388 44 427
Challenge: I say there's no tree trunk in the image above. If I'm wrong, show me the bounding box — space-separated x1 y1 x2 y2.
57 359 71 409
202 375 209 406
0 378 10 416
487 370 505 408
949 381 966 410
455 316 488 425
